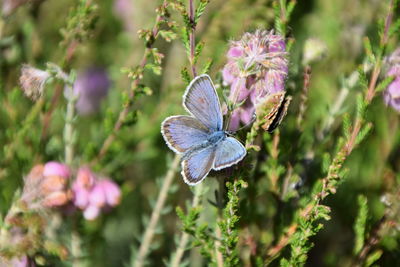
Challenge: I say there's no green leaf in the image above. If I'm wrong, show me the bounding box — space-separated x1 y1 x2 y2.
365 249 383 267
353 195 368 255
375 75 395 93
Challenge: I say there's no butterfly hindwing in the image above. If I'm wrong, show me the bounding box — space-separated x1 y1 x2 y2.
181 146 216 185
183 74 223 131
161 115 210 153
214 137 246 170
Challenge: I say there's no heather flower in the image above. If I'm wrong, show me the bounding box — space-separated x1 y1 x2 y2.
21 163 71 209
73 67 110 115
383 48 400 112
222 30 288 131
72 168 121 220
0 255 35 267
19 65 51 100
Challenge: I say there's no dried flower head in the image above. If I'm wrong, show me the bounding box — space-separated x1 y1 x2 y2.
19 65 51 100
21 163 71 209
222 30 288 131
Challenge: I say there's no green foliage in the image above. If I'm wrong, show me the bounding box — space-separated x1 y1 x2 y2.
0 0 400 266
353 195 369 255
218 179 247 267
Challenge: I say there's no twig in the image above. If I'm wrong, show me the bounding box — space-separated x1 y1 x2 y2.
170 184 203 267
296 66 311 131
64 87 77 166
189 0 197 77
92 0 168 165
133 155 181 267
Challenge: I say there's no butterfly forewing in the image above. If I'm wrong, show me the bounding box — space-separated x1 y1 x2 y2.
161 115 210 153
259 91 291 132
181 146 216 185
183 75 223 131
214 137 246 170
265 96 291 133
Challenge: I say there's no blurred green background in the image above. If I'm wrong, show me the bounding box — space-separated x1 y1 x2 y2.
0 0 399 266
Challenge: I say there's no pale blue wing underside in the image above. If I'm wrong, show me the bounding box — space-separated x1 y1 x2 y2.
214 137 246 170
181 146 216 185
161 115 210 154
183 74 223 131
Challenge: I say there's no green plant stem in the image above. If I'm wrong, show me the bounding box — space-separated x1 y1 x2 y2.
133 155 180 267
64 92 76 166
170 184 203 267
3 98 44 164
92 0 168 165
214 178 225 267
189 0 197 77
285 1 395 264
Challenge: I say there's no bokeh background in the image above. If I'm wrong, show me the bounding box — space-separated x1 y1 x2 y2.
0 0 399 266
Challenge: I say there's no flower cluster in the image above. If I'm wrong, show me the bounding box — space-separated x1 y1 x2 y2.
222 30 288 131
383 48 400 112
21 162 71 210
21 162 121 220
72 167 121 220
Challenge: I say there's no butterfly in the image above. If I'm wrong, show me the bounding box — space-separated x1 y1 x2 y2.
161 75 247 185
259 91 291 133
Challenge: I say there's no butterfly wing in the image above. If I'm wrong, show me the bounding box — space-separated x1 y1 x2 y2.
258 92 291 132
265 95 291 133
161 115 210 153
181 146 216 185
183 74 223 131
213 137 246 170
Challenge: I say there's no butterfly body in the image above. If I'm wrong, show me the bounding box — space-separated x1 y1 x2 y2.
161 75 246 185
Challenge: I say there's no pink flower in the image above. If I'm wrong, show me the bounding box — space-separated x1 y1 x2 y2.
73 67 110 115
384 50 400 112
100 179 121 207
83 205 101 220
43 161 70 179
21 163 73 209
71 168 121 220
222 30 288 131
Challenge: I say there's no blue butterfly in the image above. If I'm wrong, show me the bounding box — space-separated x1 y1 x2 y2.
161 74 247 185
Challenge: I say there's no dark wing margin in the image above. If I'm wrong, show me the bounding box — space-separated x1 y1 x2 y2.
183 75 223 131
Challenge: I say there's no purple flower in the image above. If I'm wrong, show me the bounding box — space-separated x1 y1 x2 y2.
113 0 135 32
43 161 71 179
73 67 110 115
383 66 400 112
222 30 288 131
72 168 121 220
383 49 400 112
21 163 72 209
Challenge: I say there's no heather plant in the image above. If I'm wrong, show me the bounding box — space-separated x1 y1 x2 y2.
0 0 399 266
